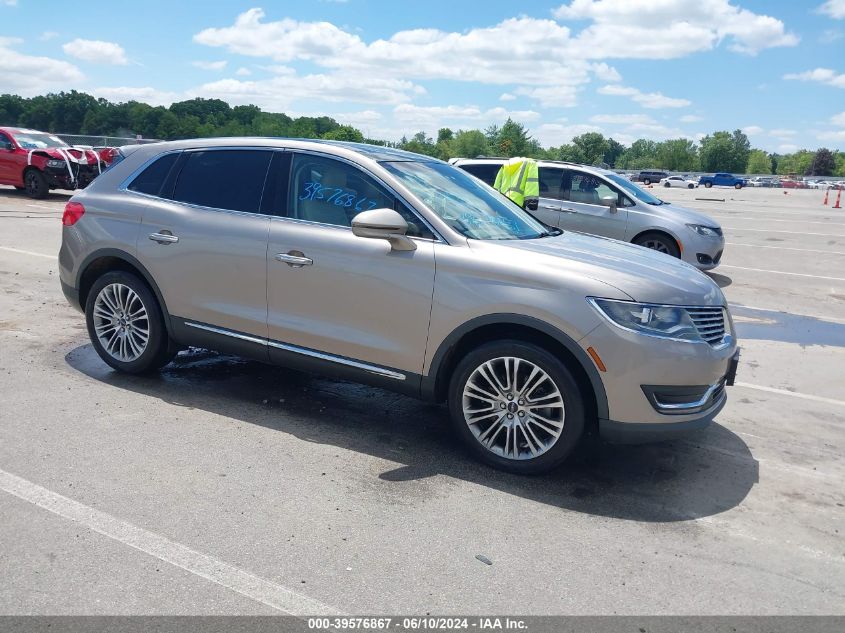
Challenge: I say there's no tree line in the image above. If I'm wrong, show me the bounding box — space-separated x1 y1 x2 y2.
1 90 843 176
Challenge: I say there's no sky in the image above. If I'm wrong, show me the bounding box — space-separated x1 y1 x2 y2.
2 0 844 152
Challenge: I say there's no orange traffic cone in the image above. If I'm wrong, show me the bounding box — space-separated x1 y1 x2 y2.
823 188 829 205
834 188 842 209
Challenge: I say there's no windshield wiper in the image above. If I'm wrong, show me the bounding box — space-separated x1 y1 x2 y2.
534 228 563 238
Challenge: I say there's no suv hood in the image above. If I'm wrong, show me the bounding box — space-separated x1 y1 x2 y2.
470 231 725 306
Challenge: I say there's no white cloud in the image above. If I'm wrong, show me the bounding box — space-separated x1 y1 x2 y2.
831 112 845 127
192 60 227 71
515 85 580 107
0 37 84 96
783 68 845 89
535 123 602 146
39 31 59 41
235 66 251 76
680 114 703 123
820 129 845 142
818 0 845 19
62 38 128 65
598 84 691 108
769 128 796 139
195 73 422 110
393 104 540 128
742 125 764 135
589 113 655 125
553 0 798 56
2 0 18 5
499 93 516 101
91 86 180 106
591 62 621 82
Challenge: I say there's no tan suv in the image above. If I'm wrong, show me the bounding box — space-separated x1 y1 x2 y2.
59 138 739 474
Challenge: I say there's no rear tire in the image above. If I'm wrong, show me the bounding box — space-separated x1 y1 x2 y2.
704 181 713 188
688 183 695 189
447 340 586 475
24 169 48 199
663 181 671 188
734 182 742 189
643 178 652 185
633 231 681 258
85 271 175 374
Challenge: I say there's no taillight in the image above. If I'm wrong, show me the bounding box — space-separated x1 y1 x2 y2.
62 202 85 226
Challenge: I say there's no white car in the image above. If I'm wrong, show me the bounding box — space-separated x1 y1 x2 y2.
659 175 698 189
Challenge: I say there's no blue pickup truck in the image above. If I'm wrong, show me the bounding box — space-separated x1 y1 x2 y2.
698 173 747 189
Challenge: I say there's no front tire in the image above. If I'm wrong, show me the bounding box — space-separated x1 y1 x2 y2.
663 181 671 188
734 182 743 189
704 181 713 188
24 169 48 199
85 271 174 374
448 341 585 474
688 183 695 189
633 231 681 258
643 178 652 185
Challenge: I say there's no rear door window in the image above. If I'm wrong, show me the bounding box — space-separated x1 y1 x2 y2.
538 167 566 200
127 153 179 196
565 171 622 207
171 150 273 213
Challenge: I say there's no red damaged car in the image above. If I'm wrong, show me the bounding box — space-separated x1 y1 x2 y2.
0 127 112 199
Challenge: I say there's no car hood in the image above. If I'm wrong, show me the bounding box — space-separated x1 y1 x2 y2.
27 147 99 164
470 231 725 306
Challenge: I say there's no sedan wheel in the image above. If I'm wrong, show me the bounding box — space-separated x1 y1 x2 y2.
448 341 585 474
24 170 48 199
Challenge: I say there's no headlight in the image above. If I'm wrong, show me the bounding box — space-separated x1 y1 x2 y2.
687 224 721 237
46 159 65 168
588 298 702 342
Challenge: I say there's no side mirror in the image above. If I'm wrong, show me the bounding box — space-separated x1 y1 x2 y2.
352 208 416 251
601 195 618 214
524 198 538 211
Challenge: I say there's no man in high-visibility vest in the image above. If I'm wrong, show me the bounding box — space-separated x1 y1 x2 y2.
493 157 539 210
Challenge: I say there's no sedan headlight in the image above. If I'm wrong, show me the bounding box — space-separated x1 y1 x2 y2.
687 224 721 237
46 159 65 168
588 298 702 342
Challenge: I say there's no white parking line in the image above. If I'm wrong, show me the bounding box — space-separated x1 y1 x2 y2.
718 217 845 226
0 246 56 259
720 227 845 237
728 303 845 325
725 242 845 256
735 382 845 408
0 468 342 615
719 264 845 282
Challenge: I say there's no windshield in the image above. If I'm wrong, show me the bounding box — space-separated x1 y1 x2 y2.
13 133 69 150
381 161 549 240
606 172 663 205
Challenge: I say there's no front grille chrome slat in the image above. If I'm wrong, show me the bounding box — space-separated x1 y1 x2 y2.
685 307 726 346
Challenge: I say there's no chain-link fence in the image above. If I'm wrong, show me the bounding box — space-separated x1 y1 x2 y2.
55 134 161 148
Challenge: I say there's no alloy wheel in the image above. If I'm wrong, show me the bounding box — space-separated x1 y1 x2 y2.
642 239 670 254
461 356 565 460
92 283 150 362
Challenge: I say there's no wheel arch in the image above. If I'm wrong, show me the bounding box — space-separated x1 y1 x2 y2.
422 314 608 423
630 228 682 255
76 249 173 336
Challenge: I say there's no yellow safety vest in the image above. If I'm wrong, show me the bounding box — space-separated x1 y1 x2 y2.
493 158 539 208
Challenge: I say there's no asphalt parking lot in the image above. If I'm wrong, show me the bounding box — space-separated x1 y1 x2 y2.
0 184 843 615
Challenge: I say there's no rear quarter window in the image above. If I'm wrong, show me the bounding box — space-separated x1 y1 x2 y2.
127 153 179 196
458 163 500 186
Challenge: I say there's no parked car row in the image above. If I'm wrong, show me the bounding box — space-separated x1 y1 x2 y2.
0 126 118 198
59 139 738 474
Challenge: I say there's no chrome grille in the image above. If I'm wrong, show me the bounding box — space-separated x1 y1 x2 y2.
686 307 726 345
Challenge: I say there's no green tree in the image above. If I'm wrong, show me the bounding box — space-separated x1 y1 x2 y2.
401 131 436 156
746 149 772 174
571 132 609 165
554 143 586 164
322 125 364 142
835 152 845 177
451 129 489 158
808 148 836 176
617 139 658 169
776 150 814 176
495 118 532 157
655 138 699 171
603 138 625 167
699 129 750 173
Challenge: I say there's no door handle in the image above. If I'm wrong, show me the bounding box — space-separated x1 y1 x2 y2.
540 203 562 211
561 207 577 213
275 252 313 267
149 232 179 244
